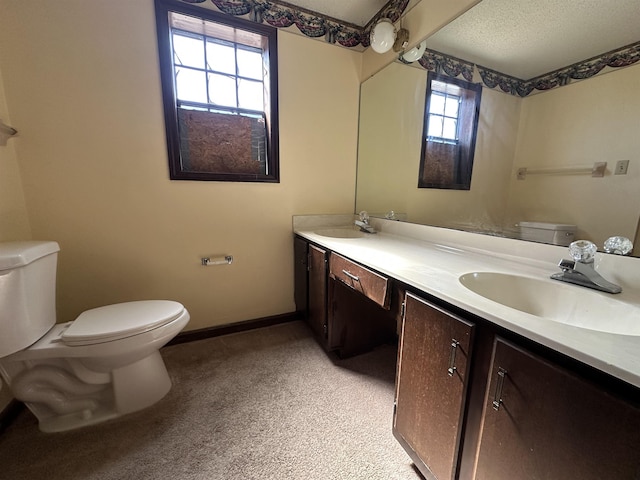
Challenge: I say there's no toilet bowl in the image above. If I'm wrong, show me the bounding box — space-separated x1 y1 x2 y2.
0 241 190 432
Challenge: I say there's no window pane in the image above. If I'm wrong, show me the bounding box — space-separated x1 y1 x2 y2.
442 118 458 139
427 115 443 137
208 73 237 107
429 93 445 115
238 78 264 110
444 96 460 117
175 67 207 103
237 48 263 80
173 33 205 69
206 40 235 74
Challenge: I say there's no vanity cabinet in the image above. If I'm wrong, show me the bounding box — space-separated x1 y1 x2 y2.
394 292 474 480
475 337 640 480
394 292 640 480
293 237 308 317
295 233 640 479
307 244 328 345
294 237 396 357
328 252 395 356
329 253 391 309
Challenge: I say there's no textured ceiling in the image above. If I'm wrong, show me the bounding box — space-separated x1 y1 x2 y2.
424 0 640 79
283 0 640 79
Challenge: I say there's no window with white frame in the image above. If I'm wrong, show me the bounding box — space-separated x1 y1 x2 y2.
426 81 462 144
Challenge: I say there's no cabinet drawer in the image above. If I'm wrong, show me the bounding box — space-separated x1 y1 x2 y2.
329 253 391 309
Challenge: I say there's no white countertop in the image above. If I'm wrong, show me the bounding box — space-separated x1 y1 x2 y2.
294 215 640 389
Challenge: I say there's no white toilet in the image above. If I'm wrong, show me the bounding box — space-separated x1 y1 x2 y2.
0 241 190 432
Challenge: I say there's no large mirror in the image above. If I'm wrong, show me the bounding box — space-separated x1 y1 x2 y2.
355 0 640 255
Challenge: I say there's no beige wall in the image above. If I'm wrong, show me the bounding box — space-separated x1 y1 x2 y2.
0 0 361 330
356 62 521 230
0 66 30 417
0 69 30 242
357 60 640 247
505 64 640 247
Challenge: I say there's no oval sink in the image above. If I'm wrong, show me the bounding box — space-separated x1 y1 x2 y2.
314 227 365 239
459 272 640 336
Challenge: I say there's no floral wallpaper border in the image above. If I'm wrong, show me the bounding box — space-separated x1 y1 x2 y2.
178 0 639 96
416 41 640 97
179 0 410 49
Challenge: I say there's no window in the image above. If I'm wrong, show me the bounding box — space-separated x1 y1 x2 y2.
418 72 482 190
155 0 279 182
426 83 461 144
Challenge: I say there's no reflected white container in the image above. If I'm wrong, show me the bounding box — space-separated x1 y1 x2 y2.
519 222 577 246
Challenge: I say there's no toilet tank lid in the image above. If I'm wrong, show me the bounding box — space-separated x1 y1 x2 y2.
0 241 60 271
519 222 576 231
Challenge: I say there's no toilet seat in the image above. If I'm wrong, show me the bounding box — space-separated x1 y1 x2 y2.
61 300 185 346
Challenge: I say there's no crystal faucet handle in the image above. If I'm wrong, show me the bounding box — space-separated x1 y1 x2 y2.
604 236 633 255
569 240 597 263
358 210 369 224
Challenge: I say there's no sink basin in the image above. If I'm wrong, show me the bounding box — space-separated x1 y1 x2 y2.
459 272 640 336
314 227 366 239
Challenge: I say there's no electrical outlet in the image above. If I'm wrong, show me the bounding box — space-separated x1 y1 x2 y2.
615 160 629 175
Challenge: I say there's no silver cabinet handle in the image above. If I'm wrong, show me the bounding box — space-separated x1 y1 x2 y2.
447 339 459 376
492 367 507 411
341 270 360 282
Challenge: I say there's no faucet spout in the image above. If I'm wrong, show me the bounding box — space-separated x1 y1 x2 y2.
355 220 376 234
551 259 621 294
355 210 376 233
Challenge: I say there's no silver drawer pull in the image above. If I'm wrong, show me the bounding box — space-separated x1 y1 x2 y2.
341 270 360 282
492 367 507 411
447 339 459 376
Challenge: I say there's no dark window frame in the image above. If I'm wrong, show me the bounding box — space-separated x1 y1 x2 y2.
154 0 280 182
418 72 482 190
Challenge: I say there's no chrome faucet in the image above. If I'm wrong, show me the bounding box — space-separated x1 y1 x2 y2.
550 240 621 294
355 210 376 234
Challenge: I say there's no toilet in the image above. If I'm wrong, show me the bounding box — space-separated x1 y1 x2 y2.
0 241 190 432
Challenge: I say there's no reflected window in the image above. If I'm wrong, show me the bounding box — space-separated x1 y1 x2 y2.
427 84 461 143
419 72 482 190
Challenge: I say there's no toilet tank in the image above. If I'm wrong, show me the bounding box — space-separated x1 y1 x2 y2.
519 222 577 246
0 241 60 358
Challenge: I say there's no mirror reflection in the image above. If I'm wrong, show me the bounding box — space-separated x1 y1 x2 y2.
355 0 640 255
418 72 482 190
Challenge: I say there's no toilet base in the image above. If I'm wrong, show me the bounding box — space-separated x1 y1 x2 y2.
3 351 173 433
113 351 172 415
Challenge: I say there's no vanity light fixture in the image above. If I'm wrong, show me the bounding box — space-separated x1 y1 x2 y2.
400 40 427 63
370 19 397 54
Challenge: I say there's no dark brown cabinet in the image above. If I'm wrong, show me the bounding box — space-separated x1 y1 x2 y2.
307 244 328 344
393 293 640 480
475 337 640 480
327 252 394 356
294 236 396 357
293 237 308 317
394 292 474 480
295 236 640 478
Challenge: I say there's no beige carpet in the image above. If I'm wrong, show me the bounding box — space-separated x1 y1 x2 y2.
0 321 420 479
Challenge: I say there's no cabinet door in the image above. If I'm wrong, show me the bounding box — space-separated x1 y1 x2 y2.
394 292 474 480
307 244 328 342
475 338 640 480
293 237 308 316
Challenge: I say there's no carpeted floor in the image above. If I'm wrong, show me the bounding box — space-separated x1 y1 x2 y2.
0 321 420 479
